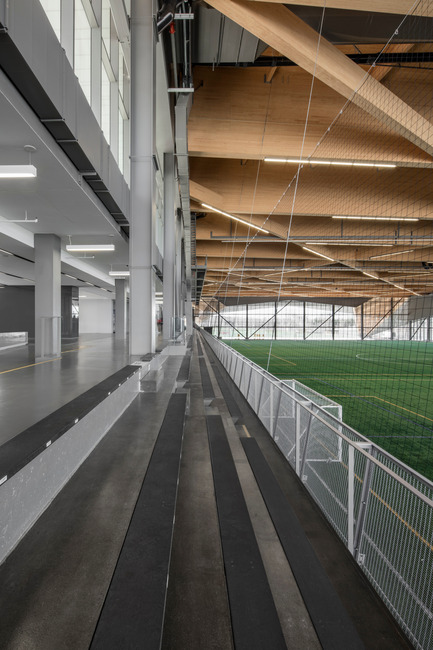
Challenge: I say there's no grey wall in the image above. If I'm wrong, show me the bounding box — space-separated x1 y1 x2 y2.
0 287 35 337
0 286 79 339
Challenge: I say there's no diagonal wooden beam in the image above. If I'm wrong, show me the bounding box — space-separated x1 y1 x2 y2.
246 0 433 17
204 0 433 156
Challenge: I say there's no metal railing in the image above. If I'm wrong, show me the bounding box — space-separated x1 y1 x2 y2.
200 330 433 650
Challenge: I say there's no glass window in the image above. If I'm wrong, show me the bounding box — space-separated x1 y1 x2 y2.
74 0 92 103
39 0 61 40
101 63 111 144
102 0 111 58
118 110 124 172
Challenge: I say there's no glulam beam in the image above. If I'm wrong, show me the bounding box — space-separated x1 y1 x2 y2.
204 0 433 156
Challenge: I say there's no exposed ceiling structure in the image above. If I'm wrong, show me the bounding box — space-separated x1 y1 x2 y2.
189 1 433 306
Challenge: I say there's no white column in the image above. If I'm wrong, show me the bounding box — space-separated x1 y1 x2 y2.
129 0 155 359
163 152 175 341
185 284 193 335
115 279 128 339
34 234 61 361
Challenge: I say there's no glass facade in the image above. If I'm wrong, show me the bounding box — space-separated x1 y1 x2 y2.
39 0 130 181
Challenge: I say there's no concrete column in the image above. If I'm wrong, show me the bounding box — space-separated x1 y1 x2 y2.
174 211 182 336
115 279 128 339
163 152 175 341
185 284 193 336
34 234 61 361
129 0 155 359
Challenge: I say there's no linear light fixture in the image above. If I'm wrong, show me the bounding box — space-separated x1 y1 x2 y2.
66 244 115 252
332 215 419 222
201 203 270 234
302 246 335 262
220 237 282 243
264 158 396 169
0 248 13 255
304 241 392 247
109 271 130 277
0 165 37 178
370 249 415 260
64 273 78 280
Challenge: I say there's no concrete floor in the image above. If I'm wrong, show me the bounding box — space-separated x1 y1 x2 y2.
0 332 415 649
0 335 129 444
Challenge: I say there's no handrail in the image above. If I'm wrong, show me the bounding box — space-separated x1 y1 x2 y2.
204 331 433 495
199 328 433 649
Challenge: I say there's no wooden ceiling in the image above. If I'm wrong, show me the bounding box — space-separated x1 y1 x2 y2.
188 1 433 304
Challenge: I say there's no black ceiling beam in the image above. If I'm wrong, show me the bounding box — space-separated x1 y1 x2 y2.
194 51 433 68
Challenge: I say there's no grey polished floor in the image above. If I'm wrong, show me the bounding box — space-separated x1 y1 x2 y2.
0 335 129 445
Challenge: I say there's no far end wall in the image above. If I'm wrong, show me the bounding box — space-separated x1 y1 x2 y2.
79 298 113 334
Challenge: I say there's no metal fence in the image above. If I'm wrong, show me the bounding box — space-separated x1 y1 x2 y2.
200 329 433 650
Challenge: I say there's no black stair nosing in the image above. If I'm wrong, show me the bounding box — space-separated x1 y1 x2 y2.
199 356 215 400
206 414 287 650
177 354 191 382
241 437 365 650
90 392 187 650
0 365 139 482
211 362 243 424
196 339 204 356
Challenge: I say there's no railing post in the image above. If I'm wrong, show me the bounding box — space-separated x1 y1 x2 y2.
295 402 301 476
269 383 274 434
299 408 313 480
273 386 282 440
353 443 375 562
348 444 355 554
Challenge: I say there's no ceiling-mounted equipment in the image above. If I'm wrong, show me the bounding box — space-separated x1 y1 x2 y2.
0 165 37 178
264 158 396 169
202 203 270 234
66 244 115 252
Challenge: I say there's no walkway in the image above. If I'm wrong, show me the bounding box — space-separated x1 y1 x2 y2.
0 332 413 649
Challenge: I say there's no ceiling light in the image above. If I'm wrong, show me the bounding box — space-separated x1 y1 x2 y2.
201 203 270 234
332 215 418 222
0 165 37 178
63 274 78 280
304 241 392 247
370 249 415 260
302 246 335 262
109 271 130 277
264 158 396 169
0 248 13 255
66 244 115 252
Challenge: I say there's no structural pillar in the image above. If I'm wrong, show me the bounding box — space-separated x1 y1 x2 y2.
129 0 155 359
185 284 193 336
163 152 175 341
115 279 128 340
174 210 183 338
34 234 61 361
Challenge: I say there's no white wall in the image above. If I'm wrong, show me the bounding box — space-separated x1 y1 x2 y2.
79 298 113 334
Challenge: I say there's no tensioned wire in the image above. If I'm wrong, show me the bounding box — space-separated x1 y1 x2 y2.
208 0 422 317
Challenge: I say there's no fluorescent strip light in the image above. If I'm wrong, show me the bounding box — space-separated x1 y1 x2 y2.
64 273 77 280
202 203 270 234
66 244 115 252
304 242 392 247
264 158 396 169
0 165 37 178
0 248 13 255
109 271 130 277
332 216 418 222
302 246 335 262
370 249 415 260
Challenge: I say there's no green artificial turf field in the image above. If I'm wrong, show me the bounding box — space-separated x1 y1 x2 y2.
225 339 433 481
